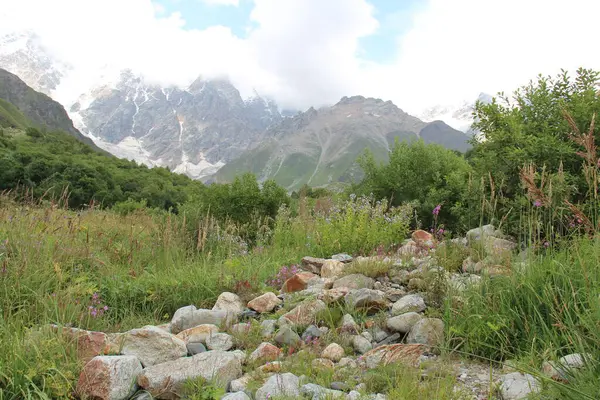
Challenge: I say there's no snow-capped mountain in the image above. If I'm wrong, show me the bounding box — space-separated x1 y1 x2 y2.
418 93 493 134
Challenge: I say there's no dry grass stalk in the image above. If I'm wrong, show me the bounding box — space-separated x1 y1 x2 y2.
520 164 548 206
564 199 595 235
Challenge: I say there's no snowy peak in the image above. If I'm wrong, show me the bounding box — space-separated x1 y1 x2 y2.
418 93 493 133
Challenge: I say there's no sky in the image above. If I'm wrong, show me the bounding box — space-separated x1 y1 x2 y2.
1 0 600 114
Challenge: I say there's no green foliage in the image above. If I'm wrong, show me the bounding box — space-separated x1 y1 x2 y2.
0 98 31 129
181 376 226 400
354 139 474 232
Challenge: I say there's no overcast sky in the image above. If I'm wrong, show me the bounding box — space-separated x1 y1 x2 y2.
1 0 599 113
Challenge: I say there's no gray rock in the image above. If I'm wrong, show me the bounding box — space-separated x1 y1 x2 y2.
331 253 353 263
186 342 206 355
274 326 301 346
206 333 234 351
260 319 277 337
230 322 252 335
221 392 251 400
213 292 245 314
300 383 346 399
130 391 153 400
171 306 236 334
302 325 323 341
121 326 187 367
498 372 541 400
301 256 329 274
330 381 349 391
341 314 359 334
333 274 374 290
352 335 372 354
407 318 444 348
466 225 499 244
345 289 388 312
361 331 373 342
230 350 247 364
371 326 390 342
76 355 142 400
375 333 401 346
387 312 423 333
255 373 300 400
390 270 410 285
229 374 253 393
391 294 426 316
137 351 242 399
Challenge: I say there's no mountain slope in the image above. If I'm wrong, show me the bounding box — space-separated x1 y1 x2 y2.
0 68 97 148
215 96 470 190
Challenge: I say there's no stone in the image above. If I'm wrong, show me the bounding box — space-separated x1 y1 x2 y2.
249 342 282 363
345 288 388 312
300 383 346 399
260 319 277 337
121 326 187 367
312 358 335 369
466 225 499 244
255 373 300 400
175 324 219 344
397 241 420 257
274 326 301 346
170 306 236 334
333 274 374 290
411 230 434 247
77 355 142 400
361 331 373 342
408 278 428 291
301 256 329 273
137 351 242 399
212 292 245 314
321 343 345 362
352 335 372 354
231 350 247 364
320 260 345 279
258 361 282 373
361 344 425 368
247 292 282 313
279 299 327 327
282 272 318 293
222 393 251 400
376 333 401 346
302 325 323 341
384 288 405 303
230 374 254 393
206 332 234 351
331 253 353 263
338 357 357 368
186 342 206 355
239 309 258 321
371 326 390 342
391 294 426 316
497 372 541 400
341 314 359 334
230 322 253 335
130 391 153 400
390 270 410 285
386 312 423 333
53 326 113 361
407 318 444 348
330 381 349 391
318 287 350 304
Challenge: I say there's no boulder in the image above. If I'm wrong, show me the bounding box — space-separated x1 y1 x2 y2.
121 326 187 367
222 393 251 400
249 342 282 363
282 272 318 293
230 322 253 335
361 344 425 368
351 335 372 354
497 372 541 400
321 343 345 362
391 294 426 316
206 333 234 351
320 260 345 279
411 230 434 247
466 224 499 244
301 256 328 274
212 292 245 314
279 299 327 327
312 358 335 369
260 319 277 337
186 342 206 355
331 253 353 263
333 274 374 290
386 312 422 333
77 355 142 400
340 314 359 334
344 288 387 312
175 324 218 344
300 383 346 399
318 287 350 304
274 326 301 346
54 326 113 361
302 325 324 341
255 373 300 400
137 351 242 399
247 292 282 313
406 318 444 348
170 306 236 334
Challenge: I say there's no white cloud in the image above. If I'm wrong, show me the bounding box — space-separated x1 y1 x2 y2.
200 0 239 5
1 0 600 114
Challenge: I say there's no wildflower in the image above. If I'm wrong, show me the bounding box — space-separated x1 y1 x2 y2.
533 200 542 207
432 204 441 215
543 241 550 248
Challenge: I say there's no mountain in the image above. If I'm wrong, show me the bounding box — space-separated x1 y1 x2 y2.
0 67 98 149
214 96 470 190
418 93 493 135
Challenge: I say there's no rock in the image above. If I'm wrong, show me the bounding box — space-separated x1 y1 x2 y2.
361 331 373 342
282 272 318 293
391 294 426 316
279 299 327 327
376 333 401 346
341 314 359 334
361 344 425 368
312 358 335 369
386 312 423 333
408 278 428 291
497 372 541 400
411 230 434 247
345 288 388 312
222 392 251 400
121 326 187 367
206 333 234 351
371 326 390 342
175 324 219 344
230 322 253 335
260 319 277 337
397 241 420 257
239 309 258 320
130 391 153 400
406 318 444 348
318 287 350 304
249 342 281 363
332 253 353 263
543 353 591 381
333 274 374 290
212 292 245 314
255 373 300 400
338 357 358 368
301 256 329 274
258 361 282 373
230 374 254 393
466 225 499 243
390 270 410 285
384 288 405 303
274 326 301 346
330 381 349 391
302 325 323 341
448 274 481 291
77 355 142 400
231 350 247 363
186 342 206 355
320 260 345 279
137 351 242 399
300 383 345 399
247 292 282 313
352 335 372 354
322 343 345 362
52 326 114 361
170 306 236 334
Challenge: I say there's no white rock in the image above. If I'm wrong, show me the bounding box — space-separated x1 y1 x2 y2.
255 373 300 400
387 312 423 333
391 294 426 316
498 372 541 400
77 355 142 400
213 292 245 314
206 333 234 351
121 326 187 367
221 392 251 400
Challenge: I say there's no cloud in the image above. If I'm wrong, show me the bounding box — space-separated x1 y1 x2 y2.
1 0 600 113
200 0 240 5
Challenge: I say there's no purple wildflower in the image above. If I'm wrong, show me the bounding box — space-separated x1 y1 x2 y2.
533 200 542 207
432 204 441 215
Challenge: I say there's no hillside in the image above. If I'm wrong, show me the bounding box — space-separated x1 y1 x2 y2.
215 96 471 190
